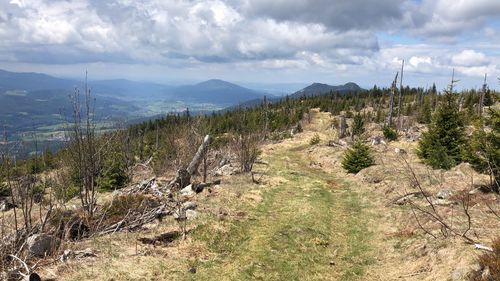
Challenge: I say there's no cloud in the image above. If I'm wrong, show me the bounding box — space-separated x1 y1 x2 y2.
243 0 403 31
0 0 499 89
451 50 489 67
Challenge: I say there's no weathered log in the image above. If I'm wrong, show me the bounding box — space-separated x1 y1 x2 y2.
169 135 211 188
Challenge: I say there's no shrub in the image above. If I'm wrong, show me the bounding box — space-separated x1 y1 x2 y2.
342 141 375 173
383 126 398 141
309 134 320 145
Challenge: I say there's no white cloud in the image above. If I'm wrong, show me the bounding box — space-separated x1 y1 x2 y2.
0 0 499 89
451 50 489 67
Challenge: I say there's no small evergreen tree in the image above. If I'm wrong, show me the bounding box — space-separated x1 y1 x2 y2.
342 141 375 173
383 126 398 141
417 93 466 169
417 96 432 124
466 109 499 193
351 112 365 140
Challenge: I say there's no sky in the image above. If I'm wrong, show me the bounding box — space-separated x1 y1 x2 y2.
1 0 500 91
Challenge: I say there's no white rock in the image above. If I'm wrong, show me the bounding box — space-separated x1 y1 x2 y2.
186 209 198 219
180 184 194 196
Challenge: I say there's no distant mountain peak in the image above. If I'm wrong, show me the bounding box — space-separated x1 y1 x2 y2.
291 82 363 98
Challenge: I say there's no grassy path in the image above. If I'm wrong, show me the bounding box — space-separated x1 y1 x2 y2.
192 141 374 280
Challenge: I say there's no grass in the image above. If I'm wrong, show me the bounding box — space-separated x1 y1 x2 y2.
190 142 373 280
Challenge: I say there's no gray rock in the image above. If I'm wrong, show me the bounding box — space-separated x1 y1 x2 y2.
26 233 58 257
0 197 16 212
436 190 453 199
214 164 236 176
182 201 197 211
186 209 198 219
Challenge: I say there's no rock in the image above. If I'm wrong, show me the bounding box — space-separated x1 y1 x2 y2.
481 266 491 280
309 161 322 168
436 190 453 199
186 209 198 220
394 147 407 155
182 201 197 211
371 137 386 146
219 158 230 167
180 184 194 196
432 199 457 206
0 197 16 212
214 164 237 176
394 192 429 205
61 248 97 261
26 233 58 257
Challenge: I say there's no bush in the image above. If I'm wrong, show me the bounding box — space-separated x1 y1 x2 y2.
383 126 398 141
309 134 320 145
342 141 375 173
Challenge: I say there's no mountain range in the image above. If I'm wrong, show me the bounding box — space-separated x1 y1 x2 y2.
0 69 363 143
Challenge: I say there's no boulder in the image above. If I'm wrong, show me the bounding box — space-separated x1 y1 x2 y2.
26 233 58 257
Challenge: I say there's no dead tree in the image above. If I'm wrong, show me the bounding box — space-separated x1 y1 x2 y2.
478 73 487 117
169 135 211 189
397 60 404 130
387 72 399 127
338 116 347 138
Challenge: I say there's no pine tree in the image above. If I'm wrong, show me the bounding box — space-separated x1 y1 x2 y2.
417 93 466 169
342 141 375 173
351 112 365 140
466 109 499 193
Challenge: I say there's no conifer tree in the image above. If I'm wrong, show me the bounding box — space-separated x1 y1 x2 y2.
417 92 466 169
342 141 375 173
467 109 499 193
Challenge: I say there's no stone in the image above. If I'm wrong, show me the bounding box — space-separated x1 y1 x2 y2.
0 197 16 212
186 209 198 220
394 147 407 155
214 164 236 176
26 233 58 257
436 190 453 199
481 266 491 280
182 201 197 211
180 184 194 196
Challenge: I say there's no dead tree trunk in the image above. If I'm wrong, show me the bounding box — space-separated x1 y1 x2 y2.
169 135 211 189
397 60 404 130
338 116 347 138
388 72 398 127
479 73 487 117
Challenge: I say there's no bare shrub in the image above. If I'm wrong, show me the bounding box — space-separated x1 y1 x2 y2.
234 133 261 173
